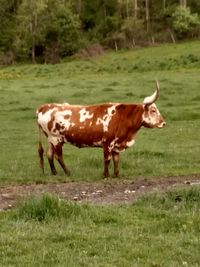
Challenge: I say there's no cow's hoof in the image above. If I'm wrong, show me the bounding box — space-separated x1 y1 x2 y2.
66 170 71 176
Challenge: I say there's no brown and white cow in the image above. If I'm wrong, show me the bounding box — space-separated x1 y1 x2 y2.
36 81 165 177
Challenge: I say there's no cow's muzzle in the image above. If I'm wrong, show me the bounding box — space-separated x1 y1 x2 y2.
157 121 166 128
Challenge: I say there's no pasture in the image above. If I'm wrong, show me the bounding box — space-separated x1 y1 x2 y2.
0 41 200 266
0 41 200 183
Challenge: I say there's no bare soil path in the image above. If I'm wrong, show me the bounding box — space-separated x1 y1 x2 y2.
0 175 200 210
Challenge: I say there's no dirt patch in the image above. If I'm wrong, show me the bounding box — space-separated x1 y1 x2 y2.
0 175 200 210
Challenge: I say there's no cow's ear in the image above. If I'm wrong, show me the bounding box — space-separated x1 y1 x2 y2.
143 80 160 105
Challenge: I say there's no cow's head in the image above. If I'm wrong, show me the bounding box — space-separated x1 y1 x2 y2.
142 81 166 128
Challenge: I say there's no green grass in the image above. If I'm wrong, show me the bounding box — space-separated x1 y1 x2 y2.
0 188 199 266
0 41 200 183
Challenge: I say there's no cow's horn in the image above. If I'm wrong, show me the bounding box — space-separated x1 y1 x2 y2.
143 80 160 105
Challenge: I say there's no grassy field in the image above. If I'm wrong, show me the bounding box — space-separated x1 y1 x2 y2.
0 188 200 266
0 42 200 266
0 41 200 183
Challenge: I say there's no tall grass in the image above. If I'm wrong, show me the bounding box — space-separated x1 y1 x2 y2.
15 194 66 221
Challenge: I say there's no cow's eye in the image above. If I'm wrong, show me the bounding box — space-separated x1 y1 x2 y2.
151 109 156 113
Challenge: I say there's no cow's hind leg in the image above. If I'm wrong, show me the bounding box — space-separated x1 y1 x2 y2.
38 141 44 174
47 143 57 175
54 143 70 175
103 145 112 178
112 151 120 177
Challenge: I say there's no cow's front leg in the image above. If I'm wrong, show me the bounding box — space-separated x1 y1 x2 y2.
103 145 112 178
47 143 57 175
112 151 120 177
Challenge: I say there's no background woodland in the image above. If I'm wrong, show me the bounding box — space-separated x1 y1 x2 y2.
1 0 200 64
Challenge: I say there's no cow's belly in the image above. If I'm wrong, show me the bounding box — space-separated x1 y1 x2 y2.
68 139 103 148
46 131 103 148
63 131 104 148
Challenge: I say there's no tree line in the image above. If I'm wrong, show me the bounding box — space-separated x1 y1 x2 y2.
0 0 200 64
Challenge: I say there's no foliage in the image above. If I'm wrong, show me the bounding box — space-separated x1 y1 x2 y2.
0 0 20 53
80 0 119 42
1 0 200 63
171 6 200 35
13 0 82 63
44 1 82 63
14 0 48 62
121 18 148 45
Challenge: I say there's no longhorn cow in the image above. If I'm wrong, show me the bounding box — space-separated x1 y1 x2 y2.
36 81 165 177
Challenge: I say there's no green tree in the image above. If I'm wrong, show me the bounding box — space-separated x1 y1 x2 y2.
15 0 47 63
14 0 82 63
81 0 118 40
0 0 21 53
44 1 82 63
171 6 200 36
1 0 200 63
188 0 200 15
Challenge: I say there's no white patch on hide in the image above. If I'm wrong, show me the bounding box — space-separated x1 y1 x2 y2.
108 138 118 152
37 109 55 135
56 110 72 131
48 136 60 146
37 108 74 145
113 147 125 153
126 139 135 148
79 108 93 123
96 105 116 132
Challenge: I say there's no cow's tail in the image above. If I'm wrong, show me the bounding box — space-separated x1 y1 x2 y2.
38 123 44 174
